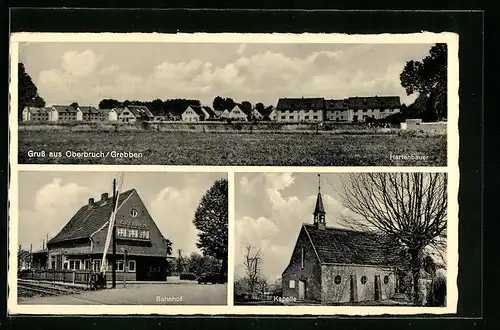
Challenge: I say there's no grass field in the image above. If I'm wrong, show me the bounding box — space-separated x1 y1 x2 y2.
18 131 447 166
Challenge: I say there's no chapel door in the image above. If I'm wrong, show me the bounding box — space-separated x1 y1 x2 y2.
298 280 306 300
374 275 382 301
350 275 357 302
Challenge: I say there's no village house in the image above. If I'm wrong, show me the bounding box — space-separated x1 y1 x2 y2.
182 105 208 122
227 104 251 121
80 106 102 121
201 106 217 120
49 105 82 122
252 107 278 121
276 98 325 122
219 109 231 120
22 107 49 122
33 188 172 281
118 105 154 123
281 178 398 304
18 248 32 271
344 96 401 122
324 99 352 122
100 108 121 122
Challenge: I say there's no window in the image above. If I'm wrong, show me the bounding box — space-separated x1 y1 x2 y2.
304 116 309 119
313 116 318 119
117 260 124 271
128 260 136 272
301 248 304 269
384 275 389 284
130 208 138 217
140 230 150 239
363 109 367 112
51 261 56 269
289 280 295 289
117 227 127 237
128 229 139 238
281 116 286 119
84 260 91 270
93 260 101 271
361 276 367 284
289 116 294 120
334 275 341 285
63 263 68 270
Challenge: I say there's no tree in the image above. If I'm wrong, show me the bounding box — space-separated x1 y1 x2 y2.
338 173 447 305
400 44 447 121
241 101 252 112
18 63 45 119
99 99 121 109
243 245 262 296
223 98 236 110
70 102 79 109
213 96 225 111
193 179 228 277
255 102 265 113
165 238 173 257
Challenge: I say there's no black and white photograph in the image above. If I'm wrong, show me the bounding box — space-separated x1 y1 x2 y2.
14 33 451 166
234 172 450 308
14 171 228 306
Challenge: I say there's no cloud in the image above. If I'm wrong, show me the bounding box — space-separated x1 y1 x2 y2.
60 50 103 77
148 186 203 256
236 44 247 55
235 173 347 280
32 45 426 106
99 65 120 75
18 178 92 250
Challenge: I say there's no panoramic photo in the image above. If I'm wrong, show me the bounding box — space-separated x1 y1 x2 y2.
15 171 228 305
17 40 448 166
234 172 448 306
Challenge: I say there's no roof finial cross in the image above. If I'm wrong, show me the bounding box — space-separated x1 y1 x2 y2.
318 174 321 193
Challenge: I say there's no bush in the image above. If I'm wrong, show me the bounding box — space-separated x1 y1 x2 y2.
426 275 447 306
179 272 197 280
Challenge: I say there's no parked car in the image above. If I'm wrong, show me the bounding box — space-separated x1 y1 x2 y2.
197 273 226 284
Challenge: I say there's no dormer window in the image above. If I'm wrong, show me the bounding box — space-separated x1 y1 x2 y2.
130 208 138 217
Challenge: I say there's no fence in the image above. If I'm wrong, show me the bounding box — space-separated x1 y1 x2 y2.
18 269 91 285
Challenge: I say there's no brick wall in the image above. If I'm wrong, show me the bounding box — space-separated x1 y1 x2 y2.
321 264 396 303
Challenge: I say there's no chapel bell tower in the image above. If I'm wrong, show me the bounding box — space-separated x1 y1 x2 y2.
313 174 326 230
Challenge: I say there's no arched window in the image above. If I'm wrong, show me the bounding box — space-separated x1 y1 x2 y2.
130 208 138 217
334 275 341 285
361 276 367 285
384 275 390 284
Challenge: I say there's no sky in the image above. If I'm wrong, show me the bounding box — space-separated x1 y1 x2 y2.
18 42 435 107
234 172 449 282
17 171 227 258
234 172 359 282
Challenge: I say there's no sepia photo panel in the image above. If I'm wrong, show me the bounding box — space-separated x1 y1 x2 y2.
234 171 454 311
13 33 455 167
8 32 459 316
13 170 228 308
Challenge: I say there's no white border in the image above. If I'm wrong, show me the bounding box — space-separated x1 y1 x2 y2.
8 32 459 315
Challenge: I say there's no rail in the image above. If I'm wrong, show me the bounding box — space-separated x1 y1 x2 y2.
18 269 92 285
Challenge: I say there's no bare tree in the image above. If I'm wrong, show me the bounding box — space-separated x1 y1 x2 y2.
243 245 262 296
337 173 447 305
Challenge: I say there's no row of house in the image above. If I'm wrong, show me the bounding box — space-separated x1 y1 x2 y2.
275 96 401 123
22 105 154 123
180 104 277 122
22 95 401 124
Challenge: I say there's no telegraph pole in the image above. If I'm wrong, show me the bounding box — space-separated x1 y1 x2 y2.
112 179 117 289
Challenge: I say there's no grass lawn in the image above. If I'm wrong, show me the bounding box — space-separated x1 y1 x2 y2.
18 131 447 166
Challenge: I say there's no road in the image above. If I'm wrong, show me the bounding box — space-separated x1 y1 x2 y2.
19 283 227 305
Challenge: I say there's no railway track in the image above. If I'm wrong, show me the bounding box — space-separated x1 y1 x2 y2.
18 279 85 297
